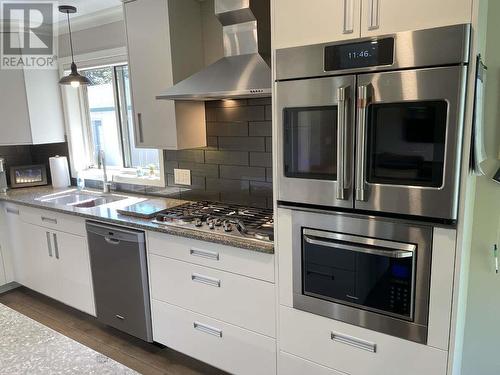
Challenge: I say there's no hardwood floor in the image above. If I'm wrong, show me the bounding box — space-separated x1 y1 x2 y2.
0 287 228 375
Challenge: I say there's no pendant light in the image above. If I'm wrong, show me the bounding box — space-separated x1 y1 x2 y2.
58 5 91 88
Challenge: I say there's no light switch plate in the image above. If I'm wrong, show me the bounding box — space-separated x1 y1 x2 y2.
174 168 191 186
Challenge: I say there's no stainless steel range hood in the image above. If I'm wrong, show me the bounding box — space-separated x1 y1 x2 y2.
157 0 271 101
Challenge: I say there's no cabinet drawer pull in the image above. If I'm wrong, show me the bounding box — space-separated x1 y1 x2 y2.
331 331 376 353
115 315 125 320
193 321 222 338
343 0 354 34
190 248 219 261
46 232 53 257
137 113 144 143
191 273 221 288
368 0 380 30
53 233 59 259
41 216 57 224
6 207 19 215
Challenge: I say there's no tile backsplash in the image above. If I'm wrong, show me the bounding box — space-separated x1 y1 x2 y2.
0 142 70 185
162 98 273 208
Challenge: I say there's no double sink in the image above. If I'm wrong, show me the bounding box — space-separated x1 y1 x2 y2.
36 190 130 209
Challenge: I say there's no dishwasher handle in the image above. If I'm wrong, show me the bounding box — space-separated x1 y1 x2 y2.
86 221 145 244
105 237 121 245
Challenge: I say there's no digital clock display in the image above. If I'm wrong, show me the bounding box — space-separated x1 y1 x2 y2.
324 38 394 71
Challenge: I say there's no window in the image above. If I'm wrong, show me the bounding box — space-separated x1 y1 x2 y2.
76 64 162 184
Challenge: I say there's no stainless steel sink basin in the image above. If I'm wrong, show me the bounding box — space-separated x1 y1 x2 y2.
36 191 128 209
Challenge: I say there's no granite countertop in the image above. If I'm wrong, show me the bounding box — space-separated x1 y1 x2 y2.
0 186 274 254
0 303 138 374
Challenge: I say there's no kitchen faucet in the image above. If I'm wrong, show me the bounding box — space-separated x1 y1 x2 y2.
98 150 112 193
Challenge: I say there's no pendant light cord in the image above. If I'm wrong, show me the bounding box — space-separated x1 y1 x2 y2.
66 12 75 64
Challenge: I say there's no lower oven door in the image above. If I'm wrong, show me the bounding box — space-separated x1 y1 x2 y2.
292 209 433 344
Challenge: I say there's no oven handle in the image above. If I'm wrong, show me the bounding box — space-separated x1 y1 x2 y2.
304 235 414 259
337 86 349 200
355 84 369 202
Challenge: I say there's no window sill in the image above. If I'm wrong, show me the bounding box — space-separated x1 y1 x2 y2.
79 168 166 188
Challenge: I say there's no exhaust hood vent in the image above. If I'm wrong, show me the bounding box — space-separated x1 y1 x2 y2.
157 0 271 101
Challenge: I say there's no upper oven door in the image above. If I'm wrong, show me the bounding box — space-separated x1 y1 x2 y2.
277 76 356 208
355 66 467 220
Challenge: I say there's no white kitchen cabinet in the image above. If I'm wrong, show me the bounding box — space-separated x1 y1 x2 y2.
24 222 95 315
3 204 23 285
152 300 277 375
22 223 55 296
148 231 275 282
0 33 65 145
150 254 276 337
279 306 448 375
272 0 473 50
279 351 345 375
360 0 473 36
6 205 95 315
273 0 361 49
51 230 95 315
123 0 206 149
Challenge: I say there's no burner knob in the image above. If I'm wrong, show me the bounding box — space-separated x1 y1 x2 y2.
214 219 222 227
194 218 203 227
208 221 215 230
223 221 233 232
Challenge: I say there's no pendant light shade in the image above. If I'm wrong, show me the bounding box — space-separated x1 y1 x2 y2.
58 5 91 87
59 62 91 87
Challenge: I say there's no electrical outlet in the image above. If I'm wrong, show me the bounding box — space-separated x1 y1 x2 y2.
174 168 191 186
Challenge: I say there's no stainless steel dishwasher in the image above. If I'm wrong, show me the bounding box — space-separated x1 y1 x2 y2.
86 222 153 342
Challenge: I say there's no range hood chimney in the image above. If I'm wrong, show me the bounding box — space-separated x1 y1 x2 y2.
157 0 271 101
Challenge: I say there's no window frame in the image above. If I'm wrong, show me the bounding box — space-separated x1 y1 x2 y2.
59 48 165 188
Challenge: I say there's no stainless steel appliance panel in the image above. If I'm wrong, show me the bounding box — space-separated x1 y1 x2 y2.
291 209 433 344
355 66 467 219
276 75 356 208
276 23 470 80
87 222 153 342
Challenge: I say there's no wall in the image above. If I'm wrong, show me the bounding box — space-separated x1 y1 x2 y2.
0 143 71 185
58 20 126 58
461 0 500 373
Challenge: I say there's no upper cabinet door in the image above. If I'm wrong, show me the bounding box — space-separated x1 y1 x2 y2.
124 0 175 149
361 0 473 36
273 0 362 49
124 0 206 150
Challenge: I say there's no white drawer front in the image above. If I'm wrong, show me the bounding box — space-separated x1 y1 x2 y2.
152 300 276 375
20 206 86 236
280 306 448 375
147 231 274 282
279 351 345 375
149 254 275 337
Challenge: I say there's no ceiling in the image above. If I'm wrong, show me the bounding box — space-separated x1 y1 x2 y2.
57 0 122 21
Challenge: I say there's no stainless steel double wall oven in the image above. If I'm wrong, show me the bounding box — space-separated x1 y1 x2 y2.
276 24 470 221
276 24 470 344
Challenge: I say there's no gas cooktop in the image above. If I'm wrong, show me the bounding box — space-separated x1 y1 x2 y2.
153 201 274 243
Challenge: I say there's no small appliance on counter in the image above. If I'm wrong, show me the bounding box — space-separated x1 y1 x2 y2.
9 164 47 188
0 159 8 193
